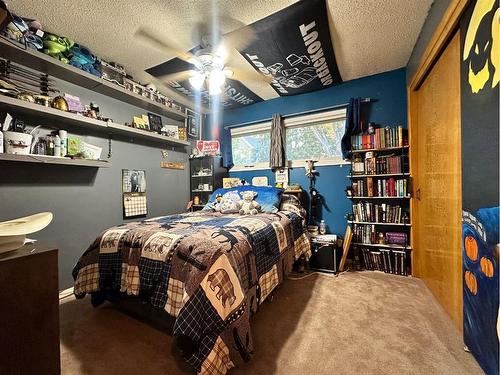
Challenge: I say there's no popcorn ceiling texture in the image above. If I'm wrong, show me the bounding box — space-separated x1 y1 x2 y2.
9 0 432 103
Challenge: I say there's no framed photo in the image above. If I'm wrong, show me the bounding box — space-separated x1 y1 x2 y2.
275 168 289 189
161 125 179 139
223 177 241 188
252 176 269 186
186 108 202 139
147 113 163 133
122 169 147 219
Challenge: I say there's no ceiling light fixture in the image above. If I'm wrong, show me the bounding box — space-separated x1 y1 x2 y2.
209 68 226 95
188 71 205 90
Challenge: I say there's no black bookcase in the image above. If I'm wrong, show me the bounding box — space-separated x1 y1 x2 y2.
347 143 412 276
189 156 227 211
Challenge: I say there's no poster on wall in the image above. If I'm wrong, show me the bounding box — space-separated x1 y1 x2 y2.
236 0 342 96
460 1 499 374
122 169 147 219
146 54 263 109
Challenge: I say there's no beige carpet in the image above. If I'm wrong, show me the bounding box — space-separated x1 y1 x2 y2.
60 271 483 375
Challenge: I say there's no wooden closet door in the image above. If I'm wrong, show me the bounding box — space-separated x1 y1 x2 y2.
412 32 462 330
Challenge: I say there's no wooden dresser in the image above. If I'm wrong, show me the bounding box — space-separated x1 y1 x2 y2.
0 245 60 375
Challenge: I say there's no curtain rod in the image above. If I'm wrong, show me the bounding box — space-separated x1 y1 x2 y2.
224 97 373 130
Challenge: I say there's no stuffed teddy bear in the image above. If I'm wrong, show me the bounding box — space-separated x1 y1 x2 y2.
239 191 261 215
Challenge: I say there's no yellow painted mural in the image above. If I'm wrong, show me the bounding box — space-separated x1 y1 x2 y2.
463 0 499 93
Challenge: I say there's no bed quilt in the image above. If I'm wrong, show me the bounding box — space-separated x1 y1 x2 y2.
72 210 310 375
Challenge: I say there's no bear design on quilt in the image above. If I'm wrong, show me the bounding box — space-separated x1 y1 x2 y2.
101 231 122 249
207 268 237 308
211 228 242 252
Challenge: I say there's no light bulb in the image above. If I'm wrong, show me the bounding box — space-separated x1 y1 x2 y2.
188 72 205 90
209 68 225 95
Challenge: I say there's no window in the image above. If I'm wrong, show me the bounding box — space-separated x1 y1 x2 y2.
231 123 271 168
230 108 347 170
231 132 270 167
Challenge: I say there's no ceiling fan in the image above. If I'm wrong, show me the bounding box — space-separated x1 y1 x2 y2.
136 15 271 96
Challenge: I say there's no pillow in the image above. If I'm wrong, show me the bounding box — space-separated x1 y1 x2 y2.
206 185 284 213
219 197 241 214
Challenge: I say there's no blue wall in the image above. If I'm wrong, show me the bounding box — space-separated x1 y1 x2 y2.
208 68 407 235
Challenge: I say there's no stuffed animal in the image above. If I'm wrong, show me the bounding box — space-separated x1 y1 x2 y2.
239 191 261 215
212 194 223 211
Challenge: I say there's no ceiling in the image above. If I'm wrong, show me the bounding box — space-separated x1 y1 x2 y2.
9 0 433 111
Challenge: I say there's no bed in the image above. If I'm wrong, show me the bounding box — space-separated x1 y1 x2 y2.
72 189 311 375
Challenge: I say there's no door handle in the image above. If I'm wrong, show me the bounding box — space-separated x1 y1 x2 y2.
415 188 421 201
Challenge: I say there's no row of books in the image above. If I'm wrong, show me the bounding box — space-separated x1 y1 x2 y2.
361 155 408 175
352 178 409 197
361 248 408 276
351 126 406 150
352 225 409 246
352 203 407 223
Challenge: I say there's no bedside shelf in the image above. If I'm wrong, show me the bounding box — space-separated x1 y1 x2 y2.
0 95 190 147
191 174 213 178
348 221 411 226
351 242 412 250
192 189 213 193
0 153 110 167
0 39 186 121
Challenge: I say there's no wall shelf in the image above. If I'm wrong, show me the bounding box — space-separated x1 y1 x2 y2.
107 122 190 146
0 39 187 121
0 153 110 167
0 95 190 147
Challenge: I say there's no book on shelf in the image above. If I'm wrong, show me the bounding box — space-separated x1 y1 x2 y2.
352 223 408 245
361 248 408 276
352 202 406 223
351 154 409 175
352 178 408 197
351 126 407 150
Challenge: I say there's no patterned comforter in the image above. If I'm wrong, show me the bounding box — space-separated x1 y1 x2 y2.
72 210 311 375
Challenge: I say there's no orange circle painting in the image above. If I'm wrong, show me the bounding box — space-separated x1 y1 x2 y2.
465 270 478 295
465 235 479 260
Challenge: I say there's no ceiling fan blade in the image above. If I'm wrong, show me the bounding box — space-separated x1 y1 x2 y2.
192 20 213 48
135 28 196 63
227 66 274 84
157 70 194 83
222 24 257 52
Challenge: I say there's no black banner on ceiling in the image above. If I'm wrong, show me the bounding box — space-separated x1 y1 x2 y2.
146 56 263 110
237 0 342 96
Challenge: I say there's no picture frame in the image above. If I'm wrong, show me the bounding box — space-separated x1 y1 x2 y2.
161 125 179 139
122 169 147 219
186 108 202 139
147 113 163 133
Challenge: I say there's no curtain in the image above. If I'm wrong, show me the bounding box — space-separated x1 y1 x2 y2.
269 113 285 170
341 97 362 159
221 126 234 169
